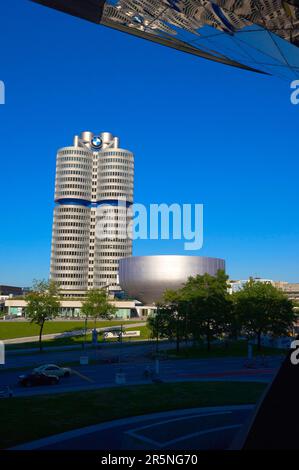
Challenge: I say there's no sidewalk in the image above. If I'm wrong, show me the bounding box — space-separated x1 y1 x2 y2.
3 321 146 346
6 338 154 356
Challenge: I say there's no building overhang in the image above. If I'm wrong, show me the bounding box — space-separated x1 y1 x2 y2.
5 298 138 309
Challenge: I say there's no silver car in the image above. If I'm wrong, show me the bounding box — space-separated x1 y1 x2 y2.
33 364 71 378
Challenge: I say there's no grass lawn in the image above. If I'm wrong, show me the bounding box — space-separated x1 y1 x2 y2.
0 320 143 341
166 340 286 359
0 381 266 449
5 325 150 351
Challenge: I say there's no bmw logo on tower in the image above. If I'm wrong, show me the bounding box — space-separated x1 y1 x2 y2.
91 136 102 149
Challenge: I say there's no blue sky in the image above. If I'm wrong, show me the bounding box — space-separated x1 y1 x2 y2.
0 0 298 286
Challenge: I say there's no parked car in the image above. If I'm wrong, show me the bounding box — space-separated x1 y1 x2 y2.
0 386 13 398
33 364 71 378
19 372 59 387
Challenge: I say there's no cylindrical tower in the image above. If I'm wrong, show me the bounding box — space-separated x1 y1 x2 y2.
50 131 134 293
50 141 93 291
94 134 134 291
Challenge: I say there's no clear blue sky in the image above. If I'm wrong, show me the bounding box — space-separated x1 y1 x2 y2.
0 0 298 286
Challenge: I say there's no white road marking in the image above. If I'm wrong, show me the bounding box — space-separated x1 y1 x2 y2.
71 369 95 383
161 424 242 447
125 411 232 447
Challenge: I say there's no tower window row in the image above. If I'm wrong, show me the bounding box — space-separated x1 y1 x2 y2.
101 152 131 157
52 236 90 242
52 259 88 265
100 158 133 164
56 207 90 213
56 191 90 197
59 156 92 165
57 169 92 176
101 171 133 177
57 183 91 189
55 222 90 228
96 274 118 278
53 266 89 272
53 273 87 279
54 214 90 221
58 163 92 170
52 251 88 256
54 229 90 235
59 149 92 156
54 243 90 249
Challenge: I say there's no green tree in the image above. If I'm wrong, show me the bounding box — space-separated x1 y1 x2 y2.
162 289 191 352
81 289 117 328
148 270 232 352
181 270 231 350
26 279 60 351
233 279 296 350
147 304 175 352
227 293 243 341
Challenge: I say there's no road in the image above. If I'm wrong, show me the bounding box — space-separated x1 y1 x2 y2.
12 405 254 450
0 352 283 397
0 346 283 451
2 340 161 369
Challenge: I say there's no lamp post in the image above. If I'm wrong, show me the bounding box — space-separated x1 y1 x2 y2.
83 316 87 350
155 306 159 354
118 323 123 370
115 323 126 385
155 307 160 377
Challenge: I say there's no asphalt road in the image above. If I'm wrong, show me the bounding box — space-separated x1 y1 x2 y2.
12 405 254 450
0 354 283 397
2 341 165 369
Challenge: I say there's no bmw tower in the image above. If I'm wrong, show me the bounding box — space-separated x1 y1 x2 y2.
50 131 134 292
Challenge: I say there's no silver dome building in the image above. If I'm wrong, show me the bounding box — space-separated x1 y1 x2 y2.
119 255 225 304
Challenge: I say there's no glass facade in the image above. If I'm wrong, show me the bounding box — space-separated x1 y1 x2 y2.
33 0 299 79
102 0 299 79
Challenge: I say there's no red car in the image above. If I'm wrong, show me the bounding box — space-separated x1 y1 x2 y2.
18 372 59 387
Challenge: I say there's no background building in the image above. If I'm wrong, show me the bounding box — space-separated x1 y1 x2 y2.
229 278 274 293
230 278 299 306
50 131 134 293
0 285 23 313
0 285 23 297
273 281 299 305
4 297 141 319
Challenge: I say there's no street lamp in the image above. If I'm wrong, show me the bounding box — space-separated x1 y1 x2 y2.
83 316 87 350
118 323 123 371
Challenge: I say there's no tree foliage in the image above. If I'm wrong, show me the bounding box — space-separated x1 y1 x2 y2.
26 279 60 351
233 279 295 350
81 289 117 326
148 270 232 351
147 273 296 352
182 270 231 349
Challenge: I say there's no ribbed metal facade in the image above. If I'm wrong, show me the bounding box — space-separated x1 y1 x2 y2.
119 255 226 304
50 131 134 291
94 145 134 290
